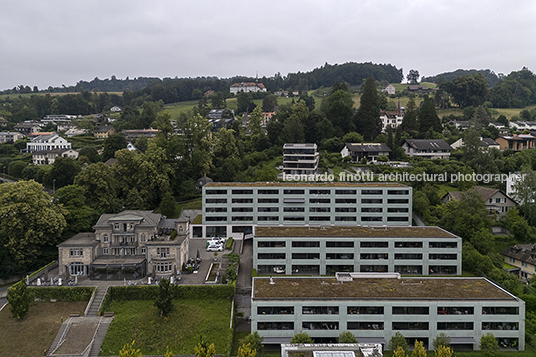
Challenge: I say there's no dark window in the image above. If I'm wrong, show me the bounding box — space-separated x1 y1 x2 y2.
205 216 227 221
292 253 320 259
258 198 279 203
362 190 383 195
326 241 354 247
393 306 429 314
392 322 429 330
395 241 423 248
206 198 227 204
429 266 457 274
284 216 304 221
361 241 388 248
362 217 382 221
388 190 409 195
257 241 285 248
482 307 519 315
257 306 294 314
310 198 330 204
335 216 357 221
302 306 339 314
284 189 305 194
258 189 279 195
231 216 253 221
292 241 320 247
437 322 474 330
284 207 304 212
336 207 357 212
429 254 457 260
310 216 330 221
481 322 519 330
361 253 388 260
437 307 474 315
232 198 253 203
258 207 278 212
388 217 409 221
232 189 253 195
310 207 330 212
429 242 458 248
335 190 357 195
360 265 388 272
257 322 294 330
310 189 330 195
347 322 384 330
232 207 253 212
335 198 357 204
302 322 339 330
362 207 382 212
388 199 409 204
395 265 423 274
258 253 285 259
395 253 423 259
258 216 279 221
388 207 409 213
206 189 227 195
205 207 227 212
362 199 382 204
326 253 354 259
348 306 384 314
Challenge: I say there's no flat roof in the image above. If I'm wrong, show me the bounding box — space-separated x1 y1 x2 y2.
253 277 516 301
255 226 456 239
205 182 408 188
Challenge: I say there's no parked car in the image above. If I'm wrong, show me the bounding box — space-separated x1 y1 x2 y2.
206 244 223 252
209 237 226 245
273 266 285 274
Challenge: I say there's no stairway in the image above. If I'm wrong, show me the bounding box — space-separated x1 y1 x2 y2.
88 317 113 357
86 287 107 317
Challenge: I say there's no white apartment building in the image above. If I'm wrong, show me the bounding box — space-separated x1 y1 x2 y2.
283 143 319 175
26 133 71 152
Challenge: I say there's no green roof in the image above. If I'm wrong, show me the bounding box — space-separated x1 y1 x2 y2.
255 226 456 238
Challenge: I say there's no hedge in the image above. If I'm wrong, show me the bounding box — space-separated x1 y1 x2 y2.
29 286 95 302
99 283 236 316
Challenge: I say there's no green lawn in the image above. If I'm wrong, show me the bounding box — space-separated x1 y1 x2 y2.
99 299 233 356
0 301 88 357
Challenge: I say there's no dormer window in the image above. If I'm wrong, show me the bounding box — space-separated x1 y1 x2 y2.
114 223 119 230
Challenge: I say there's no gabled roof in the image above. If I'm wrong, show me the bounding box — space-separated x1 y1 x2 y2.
93 210 163 229
446 186 502 202
501 244 536 266
344 143 392 153
481 138 499 147
403 139 452 151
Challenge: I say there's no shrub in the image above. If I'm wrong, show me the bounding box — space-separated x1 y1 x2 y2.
337 331 358 343
291 331 314 343
479 333 499 357
225 237 234 250
7 281 32 319
432 333 451 350
30 286 94 302
388 332 408 351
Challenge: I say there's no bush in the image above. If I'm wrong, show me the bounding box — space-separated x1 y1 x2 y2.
432 332 451 349
387 332 408 351
479 333 499 357
30 286 94 302
225 237 234 250
291 331 314 343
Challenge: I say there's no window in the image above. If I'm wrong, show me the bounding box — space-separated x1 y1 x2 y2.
360 265 388 272
388 190 409 195
257 322 294 330
232 216 253 221
327 241 354 247
388 199 409 204
232 198 253 203
437 307 474 315
155 262 172 272
206 207 227 212
310 198 330 204
206 216 227 221
361 241 388 248
302 306 339 314
284 189 305 194
258 207 278 212
395 265 422 274
206 189 227 195
347 322 384 330
103 247 109 254
258 241 285 248
362 217 382 221
69 248 83 256
335 216 357 221
395 241 423 248
336 207 356 212
284 216 304 221
326 253 354 259
205 198 227 204
362 207 382 212
232 189 253 195
257 306 293 314
292 253 320 259
388 207 409 213
292 241 320 247
283 207 304 212
395 253 422 259
258 253 285 259
233 207 253 212
362 190 383 195
482 322 518 330
335 198 357 204
310 189 330 195
310 216 330 221
114 223 119 230
429 254 457 260
258 198 279 203
429 242 457 248
437 322 474 330
388 217 409 221
140 234 145 243
361 253 388 260
102 234 109 243
348 306 384 314
335 190 356 195
362 199 382 204
302 322 339 330
482 307 519 315
140 247 146 254
310 207 330 212
258 216 279 221
258 189 279 195
393 306 429 314
392 322 429 330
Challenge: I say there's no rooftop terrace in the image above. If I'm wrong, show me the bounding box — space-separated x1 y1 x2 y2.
253 277 516 300
255 226 455 238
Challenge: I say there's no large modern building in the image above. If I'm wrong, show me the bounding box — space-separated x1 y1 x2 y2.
193 182 413 238
57 210 189 280
253 226 461 276
251 274 525 351
283 143 320 175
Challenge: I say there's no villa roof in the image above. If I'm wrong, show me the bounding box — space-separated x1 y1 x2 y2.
93 210 163 229
344 143 391 153
446 186 500 202
501 244 536 266
403 139 452 151
57 233 98 247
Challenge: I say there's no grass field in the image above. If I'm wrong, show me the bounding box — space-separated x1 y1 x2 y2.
0 301 88 357
99 299 233 356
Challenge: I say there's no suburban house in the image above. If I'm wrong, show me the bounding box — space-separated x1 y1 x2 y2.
442 186 517 218
0 131 24 143
230 82 267 94
509 121 536 131
253 225 462 276
110 106 122 112
401 139 452 160
381 84 395 95
446 120 470 131
0 117 8 127
192 182 413 239
32 148 79 165
450 137 500 151
380 109 404 132
501 244 536 282
25 133 71 152
495 134 536 151
94 125 116 139
42 114 75 124
57 123 78 132
252 275 525 350
123 128 159 140
283 143 319 175
15 122 42 135
57 210 190 280
341 143 391 162
207 110 234 130
65 128 88 137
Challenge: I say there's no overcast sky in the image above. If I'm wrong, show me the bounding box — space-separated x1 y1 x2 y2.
1 0 534 91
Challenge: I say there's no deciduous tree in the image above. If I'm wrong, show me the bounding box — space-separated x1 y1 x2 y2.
337 331 358 343
387 332 408 351
479 333 499 357
7 282 32 319
291 331 314 343
239 332 264 356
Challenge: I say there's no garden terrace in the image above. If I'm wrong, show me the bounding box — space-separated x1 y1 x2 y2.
255 226 456 238
252 277 515 300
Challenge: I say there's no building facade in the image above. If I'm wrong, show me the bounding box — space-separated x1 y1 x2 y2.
501 244 536 282
442 186 517 219
194 182 413 238
496 134 536 151
32 148 79 165
251 275 525 351
230 82 267 94
253 226 461 276
26 134 71 152
341 143 391 163
0 131 24 143
58 210 189 280
402 139 452 160
283 143 319 175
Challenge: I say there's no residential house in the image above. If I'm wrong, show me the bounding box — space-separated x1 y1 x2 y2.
450 137 500 151
94 125 116 139
341 143 391 162
381 84 395 95
65 128 87 137
57 123 78 132
57 210 190 280
32 148 79 165
380 110 404 132
442 186 517 218
401 139 452 159
110 106 122 112
230 82 267 94
207 109 234 130
446 120 470 131
495 134 536 151
501 244 536 282
123 128 159 140
252 275 525 350
0 131 24 144
15 122 42 135
509 121 536 131
283 143 319 175
0 117 8 127
253 225 461 276
26 133 71 152
42 114 75 124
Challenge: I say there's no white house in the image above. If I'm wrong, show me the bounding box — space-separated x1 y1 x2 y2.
32 148 79 165
26 133 72 152
381 84 395 95
450 137 500 151
402 139 452 160
230 82 267 94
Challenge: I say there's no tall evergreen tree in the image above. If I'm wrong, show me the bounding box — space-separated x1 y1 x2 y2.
355 77 382 140
400 97 419 133
418 96 442 133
